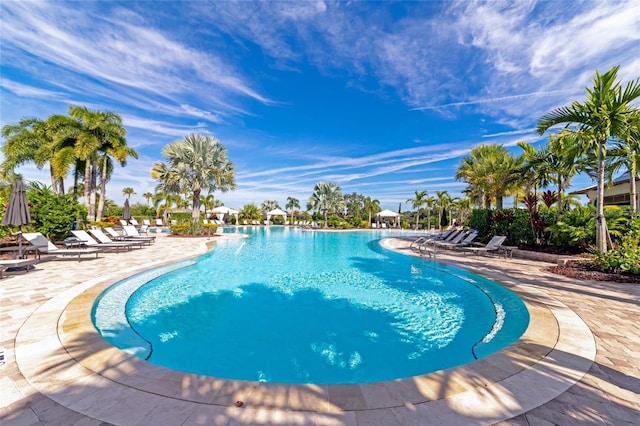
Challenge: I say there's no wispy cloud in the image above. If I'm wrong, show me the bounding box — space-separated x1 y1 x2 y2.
1 1 270 120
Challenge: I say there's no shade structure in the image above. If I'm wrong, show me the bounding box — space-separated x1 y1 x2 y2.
210 206 239 224
376 209 400 218
2 178 31 257
266 208 287 224
375 209 400 228
122 199 132 222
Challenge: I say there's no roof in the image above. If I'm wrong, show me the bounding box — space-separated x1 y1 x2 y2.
570 172 639 195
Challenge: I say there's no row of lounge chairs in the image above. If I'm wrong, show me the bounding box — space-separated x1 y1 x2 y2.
18 226 156 264
410 229 509 258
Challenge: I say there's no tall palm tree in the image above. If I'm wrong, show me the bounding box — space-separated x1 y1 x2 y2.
261 200 279 214
286 196 300 224
406 190 427 230
537 66 640 252
122 187 136 200
435 190 452 230
1 115 79 193
69 106 131 221
363 196 380 226
308 181 343 228
424 195 436 231
607 112 640 215
151 133 236 222
143 192 153 206
95 128 138 221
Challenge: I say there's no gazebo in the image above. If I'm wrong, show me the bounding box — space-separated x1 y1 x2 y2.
210 206 239 225
266 208 288 225
375 209 400 228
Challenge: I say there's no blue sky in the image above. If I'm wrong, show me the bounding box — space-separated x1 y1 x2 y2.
1 1 639 211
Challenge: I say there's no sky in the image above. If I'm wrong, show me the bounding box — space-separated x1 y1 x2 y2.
1 0 639 211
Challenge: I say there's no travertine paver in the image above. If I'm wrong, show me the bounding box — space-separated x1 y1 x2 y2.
0 231 637 425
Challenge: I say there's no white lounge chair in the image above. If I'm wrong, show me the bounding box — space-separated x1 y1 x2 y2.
156 218 163 226
122 225 156 243
22 232 100 261
71 230 135 252
0 258 40 278
89 229 147 249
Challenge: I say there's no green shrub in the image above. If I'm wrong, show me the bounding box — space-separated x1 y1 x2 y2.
592 228 640 275
27 183 86 241
169 212 192 223
470 209 491 240
170 222 190 235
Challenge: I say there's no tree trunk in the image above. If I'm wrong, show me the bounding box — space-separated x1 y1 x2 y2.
89 159 98 221
557 176 564 215
96 156 108 221
629 166 638 216
49 164 58 194
83 161 91 212
595 143 608 253
192 190 201 221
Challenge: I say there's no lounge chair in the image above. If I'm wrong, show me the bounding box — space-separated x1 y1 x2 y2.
156 218 163 226
89 229 148 249
435 230 478 249
71 230 136 252
130 218 139 227
460 236 507 257
0 258 40 278
122 225 156 243
142 219 151 226
22 232 101 261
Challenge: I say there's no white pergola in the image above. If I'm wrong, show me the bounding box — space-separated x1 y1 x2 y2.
210 206 239 224
375 209 400 227
266 208 288 225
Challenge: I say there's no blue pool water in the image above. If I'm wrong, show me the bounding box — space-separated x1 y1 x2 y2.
93 227 529 384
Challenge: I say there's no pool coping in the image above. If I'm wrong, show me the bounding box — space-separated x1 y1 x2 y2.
14 236 596 424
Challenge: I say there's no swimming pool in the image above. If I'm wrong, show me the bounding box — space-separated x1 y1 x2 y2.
93 227 529 384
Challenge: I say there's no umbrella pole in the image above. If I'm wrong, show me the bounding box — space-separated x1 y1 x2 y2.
18 228 23 258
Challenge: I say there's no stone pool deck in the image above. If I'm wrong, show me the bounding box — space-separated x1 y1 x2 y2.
0 232 638 425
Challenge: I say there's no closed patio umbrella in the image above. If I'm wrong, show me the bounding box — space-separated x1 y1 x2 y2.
2 178 31 257
122 199 132 224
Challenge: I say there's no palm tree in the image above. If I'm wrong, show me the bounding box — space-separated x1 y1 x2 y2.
456 144 521 209
307 181 343 228
363 196 380 226
95 128 138 221
69 106 131 221
406 190 428 230
519 132 583 216
143 192 153 206
537 66 640 252
261 200 279 214
200 193 216 218
151 133 236 222
122 187 136 200
424 195 436 231
607 112 640 215
240 203 261 222
286 196 300 224
435 190 452 230
1 115 79 194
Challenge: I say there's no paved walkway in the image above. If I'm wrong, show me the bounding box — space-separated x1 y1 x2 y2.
0 232 638 425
